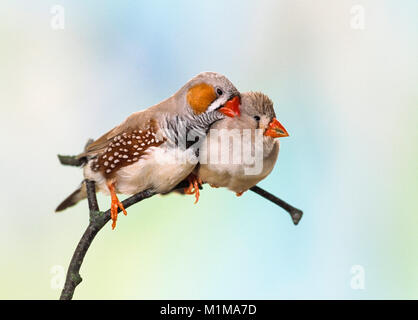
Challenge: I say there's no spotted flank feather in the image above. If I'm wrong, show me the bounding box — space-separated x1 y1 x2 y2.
90 119 165 177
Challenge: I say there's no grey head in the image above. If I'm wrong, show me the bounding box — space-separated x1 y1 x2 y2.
240 91 276 132
175 71 241 117
167 72 242 149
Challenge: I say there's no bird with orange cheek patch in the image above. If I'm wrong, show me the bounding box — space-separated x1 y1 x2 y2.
190 91 288 198
56 72 241 229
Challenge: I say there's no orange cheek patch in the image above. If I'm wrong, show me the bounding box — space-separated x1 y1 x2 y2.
187 83 217 114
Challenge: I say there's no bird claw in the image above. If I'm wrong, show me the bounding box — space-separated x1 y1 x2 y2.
184 174 202 204
107 181 127 229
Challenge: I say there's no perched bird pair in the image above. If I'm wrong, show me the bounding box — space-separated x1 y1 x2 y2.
57 72 240 228
56 72 288 229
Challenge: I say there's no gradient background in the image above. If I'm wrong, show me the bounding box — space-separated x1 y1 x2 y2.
0 0 416 299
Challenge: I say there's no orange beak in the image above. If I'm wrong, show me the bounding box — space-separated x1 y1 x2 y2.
264 118 289 138
218 96 241 117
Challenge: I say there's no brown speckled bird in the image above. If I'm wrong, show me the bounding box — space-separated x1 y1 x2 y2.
56 72 241 228
194 91 288 197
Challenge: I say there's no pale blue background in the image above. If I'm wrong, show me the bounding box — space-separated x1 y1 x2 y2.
0 0 416 299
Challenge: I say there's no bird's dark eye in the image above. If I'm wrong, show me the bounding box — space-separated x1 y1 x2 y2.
254 115 260 121
216 88 223 95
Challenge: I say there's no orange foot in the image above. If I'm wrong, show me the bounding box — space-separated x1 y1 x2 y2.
236 190 247 197
184 174 203 204
107 181 127 230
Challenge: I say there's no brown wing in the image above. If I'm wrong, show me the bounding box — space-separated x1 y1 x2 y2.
77 109 156 158
78 95 179 158
77 127 119 158
87 119 166 178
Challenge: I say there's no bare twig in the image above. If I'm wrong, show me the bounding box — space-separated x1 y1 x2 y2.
249 186 303 225
57 154 86 167
57 152 303 299
56 154 304 223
